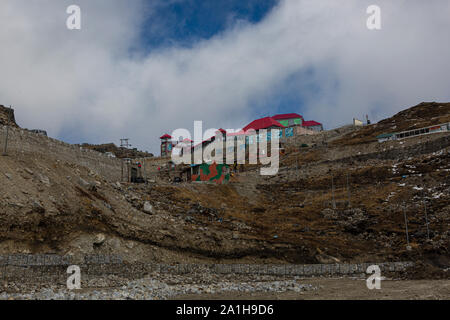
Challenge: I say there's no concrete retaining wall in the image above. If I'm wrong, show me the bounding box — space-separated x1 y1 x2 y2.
0 254 414 281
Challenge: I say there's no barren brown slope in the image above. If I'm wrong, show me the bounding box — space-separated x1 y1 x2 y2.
332 102 450 146
0 102 449 273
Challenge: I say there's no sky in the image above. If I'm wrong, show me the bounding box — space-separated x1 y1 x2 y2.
1 0 450 154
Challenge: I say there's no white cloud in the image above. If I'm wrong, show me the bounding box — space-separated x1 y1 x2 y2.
1 0 449 153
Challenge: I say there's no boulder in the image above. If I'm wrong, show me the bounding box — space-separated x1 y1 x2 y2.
31 200 45 214
93 233 106 245
36 173 51 186
78 177 90 187
143 201 154 214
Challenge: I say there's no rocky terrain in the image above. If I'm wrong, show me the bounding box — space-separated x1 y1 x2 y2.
1 271 316 300
78 143 154 159
0 102 449 299
0 105 18 127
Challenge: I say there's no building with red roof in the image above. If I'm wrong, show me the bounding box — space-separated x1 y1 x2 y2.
160 134 173 157
301 120 323 132
242 116 285 132
159 112 323 159
272 113 304 127
272 113 303 119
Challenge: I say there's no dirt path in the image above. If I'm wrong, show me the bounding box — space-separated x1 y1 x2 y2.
175 278 450 300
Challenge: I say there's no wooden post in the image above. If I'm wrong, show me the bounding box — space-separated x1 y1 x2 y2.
127 160 130 183
2 105 12 156
331 174 336 209
121 160 124 182
142 158 147 183
403 203 410 249
423 198 430 240
346 173 351 207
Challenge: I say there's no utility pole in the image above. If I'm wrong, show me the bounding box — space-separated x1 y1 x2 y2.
2 105 12 156
423 197 430 241
346 173 351 207
126 158 130 183
331 174 336 209
403 202 411 250
120 139 131 182
142 158 146 183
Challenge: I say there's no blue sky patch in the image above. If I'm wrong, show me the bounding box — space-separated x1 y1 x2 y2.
141 0 279 49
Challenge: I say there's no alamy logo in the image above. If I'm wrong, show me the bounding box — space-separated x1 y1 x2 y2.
170 121 280 175
66 5 81 30
366 265 381 289
366 5 381 30
67 265 81 289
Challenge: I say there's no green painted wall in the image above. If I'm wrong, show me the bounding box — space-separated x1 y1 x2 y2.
279 120 289 126
192 162 230 184
278 118 302 126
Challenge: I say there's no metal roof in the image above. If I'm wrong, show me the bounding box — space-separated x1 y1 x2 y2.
242 117 285 131
302 120 322 127
272 113 303 120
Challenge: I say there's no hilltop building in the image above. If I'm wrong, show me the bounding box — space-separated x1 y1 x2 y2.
159 113 323 157
160 134 174 157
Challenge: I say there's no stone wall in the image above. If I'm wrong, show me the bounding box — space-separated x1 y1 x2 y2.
0 126 122 181
0 254 414 284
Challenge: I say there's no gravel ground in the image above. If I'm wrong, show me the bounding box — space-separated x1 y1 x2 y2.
0 273 316 300
1 270 448 300
176 279 450 300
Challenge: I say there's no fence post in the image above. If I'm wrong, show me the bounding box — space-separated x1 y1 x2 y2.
331 174 336 209
423 198 430 240
346 173 351 207
403 202 411 250
2 105 12 156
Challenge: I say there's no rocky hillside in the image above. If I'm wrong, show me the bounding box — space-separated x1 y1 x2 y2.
333 102 450 145
0 105 18 127
0 102 448 274
79 143 154 159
